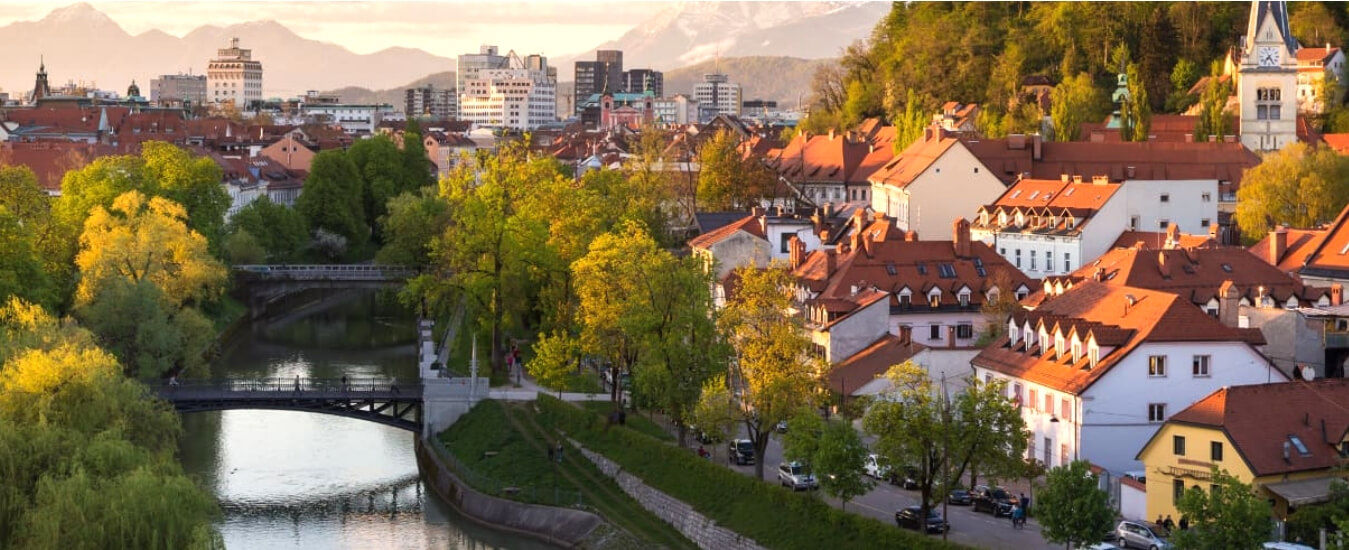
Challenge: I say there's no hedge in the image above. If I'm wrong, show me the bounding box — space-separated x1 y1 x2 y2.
536 394 969 550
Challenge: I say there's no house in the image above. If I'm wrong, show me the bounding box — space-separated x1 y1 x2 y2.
768 129 873 207
258 133 315 172
423 131 477 179
1254 204 1349 288
1136 380 1349 524
868 127 1009 239
789 212 1034 358
1296 46 1345 113
973 280 1285 473
971 175 1126 277
688 209 771 281
933 102 979 135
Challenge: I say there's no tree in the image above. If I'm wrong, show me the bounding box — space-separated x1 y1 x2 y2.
376 188 451 268
783 412 874 511
715 265 821 481
139 142 230 249
296 149 368 255
1194 67 1234 142
697 129 773 211
892 89 932 152
1121 60 1152 142
401 119 436 190
1037 460 1116 549
1166 58 1202 113
76 279 214 378
347 135 405 232
1051 72 1107 141
0 166 50 225
948 376 1029 488
226 196 309 263
1235 143 1349 240
0 207 57 309
864 361 946 526
1172 468 1272 550
223 228 266 265
75 191 226 307
1286 480 1349 545
1291 2 1345 49
691 374 738 445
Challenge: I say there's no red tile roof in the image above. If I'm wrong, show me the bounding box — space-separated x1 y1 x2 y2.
688 213 767 249
866 134 960 190
0 141 131 192
827 334 926 395
1286 202 1349 280
974 281 1271 394
1298 47 1341 65
1250 227 1330 272
1111 231 1215 251
1163 379 1349 476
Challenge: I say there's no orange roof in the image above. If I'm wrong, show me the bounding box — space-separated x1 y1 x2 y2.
1043 245 1327 307
1323 133 1349 155
974 177 1122 237
1250 227 1329 272
1160 379 1349 476
1292 202 1349 280
688 213 767 249
827 334 926 395
772 132 871 184
1111 230 1215 251
974 281 1271 394
1297 47 1341 65
867 134 960 190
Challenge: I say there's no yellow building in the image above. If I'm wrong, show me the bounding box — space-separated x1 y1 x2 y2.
1136 379 1349 523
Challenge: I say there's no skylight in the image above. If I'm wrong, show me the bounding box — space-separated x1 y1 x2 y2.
1341 242 1349 255
1010 190 1022 199
885 263 897 276
1289 435 1311 457
1064 188 1076 196
1221 263 1233 272
917 263 928 275
1028 191 1039 200
939 264 957 278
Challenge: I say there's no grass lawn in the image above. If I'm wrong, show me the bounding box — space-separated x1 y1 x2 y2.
438 399 696 549
579 401 674 442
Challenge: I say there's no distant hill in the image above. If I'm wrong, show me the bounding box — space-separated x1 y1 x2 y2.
324 71 455 107
663 56 834 107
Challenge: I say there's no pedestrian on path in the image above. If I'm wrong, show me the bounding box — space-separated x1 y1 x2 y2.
294 375 301 393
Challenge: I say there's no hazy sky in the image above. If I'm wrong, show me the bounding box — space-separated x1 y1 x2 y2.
0 1 673 58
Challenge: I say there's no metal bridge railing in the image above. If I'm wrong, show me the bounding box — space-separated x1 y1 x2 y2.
154 377 422 397
233 265 418 281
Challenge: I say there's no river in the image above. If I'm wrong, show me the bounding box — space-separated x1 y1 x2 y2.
178 291 552 549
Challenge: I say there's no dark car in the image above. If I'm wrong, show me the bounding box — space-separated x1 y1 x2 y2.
971 485 1015 516
946 489 973 505
728 439 755 465
895 506 949 534
896 466 920 489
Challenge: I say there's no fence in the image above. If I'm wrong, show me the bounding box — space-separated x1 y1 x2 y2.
427 436 585 508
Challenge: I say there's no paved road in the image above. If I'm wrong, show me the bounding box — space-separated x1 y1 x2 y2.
702 431 1058 550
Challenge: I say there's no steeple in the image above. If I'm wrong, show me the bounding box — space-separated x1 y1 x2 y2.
32 56 50 102
1245 0 1299 55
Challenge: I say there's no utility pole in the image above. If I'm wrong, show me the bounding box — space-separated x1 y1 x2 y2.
469 332 478 399
941 372 951 543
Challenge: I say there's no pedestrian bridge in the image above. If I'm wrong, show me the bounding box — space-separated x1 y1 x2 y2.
232 265 419 319
155 377 428 432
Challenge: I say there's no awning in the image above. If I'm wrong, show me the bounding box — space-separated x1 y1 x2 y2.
1263 477 1345 507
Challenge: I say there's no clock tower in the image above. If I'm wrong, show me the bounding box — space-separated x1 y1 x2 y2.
1238 0 1299 152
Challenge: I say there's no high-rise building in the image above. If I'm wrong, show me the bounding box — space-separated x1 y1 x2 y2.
405 85 457 119
459 51 556 130
693 73 741 120
574 50 624 115
207 37 263 106
151 73 207 107
456 45 509 115
624 68 664 98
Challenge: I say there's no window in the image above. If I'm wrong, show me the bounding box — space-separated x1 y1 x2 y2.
1030 253 1037 271
898 292 912 307
956 324 974 339
1211 441 1224 461
1061 398 1072 422
779 233 793 253
1149 403 1167 423
1290 435 1311 457
1201 218 1210 228
1044 393 1053 413
928 292 941 308
1160 193 1170 203
1013 383 1023 406
1174 479 1185 504
929 324 941 341
1063 252 1071 273
1015 249 1022 268
1149 355 1168 377
1173 435 1186 455
938 264 957 278
1130 215 1139 230
958 291 971 307
1202 192 1211 202
1029 389 1039 412
1159 219 1170 230
1192 355 1211 377
1060 444 1070 466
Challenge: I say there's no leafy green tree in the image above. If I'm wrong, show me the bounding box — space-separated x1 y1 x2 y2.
75 279 214 378
376 188 451 268
1037 460 1116 548
226 196 309 262
1286 480 1349 545
401 119 436 190
892 89 932 151
864 361 947 524
1051 72 1107 141
1122 61 1152 142
949 376 1029 488
714 265 821 481
140 142 230 249
1291 2 1345 48
296 149 368 254
0 207 56 309
526 330 585 390
223 228 267 265
1236 143 1349 240
75 191 226 307
784 412 874 511
1194 67 1234 142
0 165 51 225
690 374 737 445
697 129 773 211
1172 469 1272 550
347 135 405 231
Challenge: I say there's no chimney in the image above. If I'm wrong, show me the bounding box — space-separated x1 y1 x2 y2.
1072 175 1083 184
826 248 838 277
1184 133 1193 143
1218 280 1240 327
899 325 912 345
862 232 874 257
1165 222 1180 250
953 218 972 258
1123 294 1138 316
1008 134 1026 150
788 236 804 270
1157 251 1170 278
823 202 834 218
1333 283 1343 306
1032 134 1043 160
1060 173 1070 183
850 232 861 255
1094 268 1106 282
829 129 836 141
1209 222 1221 242
924 126 935 142
873 211 888 224
905 230 918 242
1270 226 1288 265
751 206 765 217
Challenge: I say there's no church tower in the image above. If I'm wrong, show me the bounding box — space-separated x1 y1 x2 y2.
32 57 50 102
1238 0 1300 152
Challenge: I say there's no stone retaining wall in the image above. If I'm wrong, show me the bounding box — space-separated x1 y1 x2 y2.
415 437 601 548
570 440 767 550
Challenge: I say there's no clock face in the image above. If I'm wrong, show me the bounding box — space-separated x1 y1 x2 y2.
1258 46 1280 67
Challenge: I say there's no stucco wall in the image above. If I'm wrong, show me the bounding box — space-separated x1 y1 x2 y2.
902 142 1007 239
1122 180 1219 237
706 232 771 280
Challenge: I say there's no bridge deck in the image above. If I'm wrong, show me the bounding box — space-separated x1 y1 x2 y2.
156 378 424 431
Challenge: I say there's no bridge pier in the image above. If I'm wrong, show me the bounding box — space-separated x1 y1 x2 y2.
418 316 486 439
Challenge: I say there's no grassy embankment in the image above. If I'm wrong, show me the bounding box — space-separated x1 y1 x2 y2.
438 399 695 549
536 394 972 550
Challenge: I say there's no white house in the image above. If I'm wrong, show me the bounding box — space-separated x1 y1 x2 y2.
868 127 1008 239
972 175 1126 277
972 280 1286 474
1120 179 1221 237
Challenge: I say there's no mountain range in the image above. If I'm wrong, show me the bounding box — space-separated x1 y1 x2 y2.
1 2 880 104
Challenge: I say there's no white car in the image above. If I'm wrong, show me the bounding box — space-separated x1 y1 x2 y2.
864 453 891 479
1263 543 1315 550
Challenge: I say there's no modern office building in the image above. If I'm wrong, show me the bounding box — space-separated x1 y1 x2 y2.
207 37 263 106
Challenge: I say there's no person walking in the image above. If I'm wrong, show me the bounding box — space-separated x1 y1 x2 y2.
294 375 301 393
1020 493 1031 516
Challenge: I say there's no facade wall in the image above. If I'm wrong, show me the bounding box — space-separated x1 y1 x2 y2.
873 142 1005 239
890 310 987 348
765 220 820 261
1140 423 1252 523
819 297 890 364
854 348 978 396
1238 12 1299 152
701 231 771 281
1122 179 1219 236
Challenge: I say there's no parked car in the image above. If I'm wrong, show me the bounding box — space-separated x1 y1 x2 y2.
1115 520 1172 550
1263 543 1316 550
688 424 721 444
946 489 973 505
778 461 819 491
775 420 789 433
971 485 1015 516
895 506 949 534
864 454 891 480
728 439 755 465
1085 543 1124 550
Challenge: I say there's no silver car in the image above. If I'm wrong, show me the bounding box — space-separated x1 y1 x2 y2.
778 461 818 491
1115 520 1171 550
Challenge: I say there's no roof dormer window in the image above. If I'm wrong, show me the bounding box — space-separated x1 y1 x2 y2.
959 289 971 307
1008 321 1020 345
1071 335 1082 363
1088 341 1100 370
928 289 942 308
1054 331 1065 359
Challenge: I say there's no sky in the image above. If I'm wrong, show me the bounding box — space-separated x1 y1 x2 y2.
0 1 673 58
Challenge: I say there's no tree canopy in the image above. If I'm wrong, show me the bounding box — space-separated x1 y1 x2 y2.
1235 143 1349 241
296 149 368 257
1037 460 1116 548
1172 468 1273 550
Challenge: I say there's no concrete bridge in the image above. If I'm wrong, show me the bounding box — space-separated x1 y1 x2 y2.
232 264 418 319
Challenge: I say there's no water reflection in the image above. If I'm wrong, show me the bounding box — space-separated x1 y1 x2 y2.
179 291 553 549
